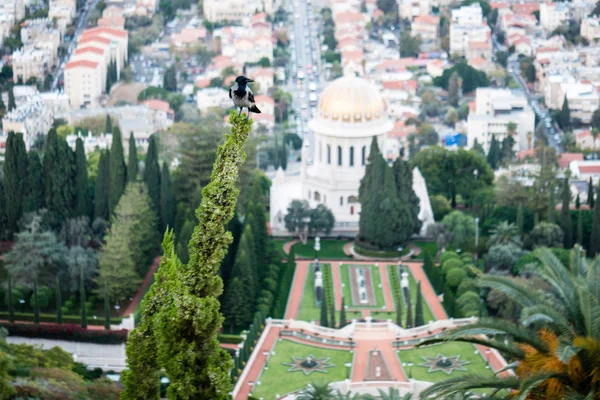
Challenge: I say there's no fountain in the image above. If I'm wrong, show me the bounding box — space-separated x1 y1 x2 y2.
301 356 318 369
435 357 453 368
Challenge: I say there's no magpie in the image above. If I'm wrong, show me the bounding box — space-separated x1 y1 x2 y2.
229 75 261 117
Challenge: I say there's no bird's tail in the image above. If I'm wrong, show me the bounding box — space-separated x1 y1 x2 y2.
249 105 261 113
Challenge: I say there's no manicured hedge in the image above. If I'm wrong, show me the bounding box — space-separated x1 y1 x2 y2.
1 323 128 344
0 312 122 325
354 243 409 258
218 334 243 344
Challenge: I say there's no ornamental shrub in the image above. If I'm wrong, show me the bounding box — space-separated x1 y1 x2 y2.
439 251 460 265
445 268 467 288
442 258 463 275
456 278 478 297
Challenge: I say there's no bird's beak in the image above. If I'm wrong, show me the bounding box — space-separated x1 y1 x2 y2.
246 79 254 83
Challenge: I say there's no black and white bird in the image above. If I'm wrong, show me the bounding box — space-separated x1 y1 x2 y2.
229 75 261 117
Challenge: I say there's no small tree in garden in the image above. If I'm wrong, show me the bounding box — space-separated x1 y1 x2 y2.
396 290 403 327
104 285 110 330
33 278 40 324
339 297 347 328
56 276 62 324
284 200 310 244
330 301 336 328
414 281 424 326
8 275 14 323
320 296 329 327
80 265 87 329
406 293 413 328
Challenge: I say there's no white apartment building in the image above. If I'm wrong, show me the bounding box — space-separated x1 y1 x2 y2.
64 60 103 109
49 0 76 26
19 20 61 67
1 99 53 149
196 88 230 112
71 46 110 90
540 2 569 31
467 88 535 152
411 15 440 42
398 0 431 21
203 0 274 22
79 27 129 70
0 0 25 23
581 17 600 42
450 3 491 57
12 47 52 83
558 83 600 124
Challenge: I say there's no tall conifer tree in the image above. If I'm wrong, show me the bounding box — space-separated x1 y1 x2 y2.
396 290 403 327
109 127 127 214
339 297 347 328
80 265 87 329
516 203 524 236
590 187 600 256
330 300 336 328
44 130 75 220
143 135 161 211
560 177 573 248
3 132 28 235
104 285 110 330
56 276 62 324
405 291 413 328
105 114 112 135
577 210 584 246
414 281 424 326
589 178 595 209
8 274 14 323
320 295 329 327
7 86 15 111
94 150 110 221
33 278 40 324
160 162 175 233
127 133 139 182
74 138 91 218
23 151 45 213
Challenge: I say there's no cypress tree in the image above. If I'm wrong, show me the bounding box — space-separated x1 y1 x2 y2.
44 130 75 221
358 137 381 241
560 177 573 248
3 132 28 236
577 210 583 246
121 113 251 400
7 86 15 111
94 150 110 221
320 295 329 327
160 162 175 232
576 193 581 210
330 300 336 328
0 180 7 240
443 285 455 317
74 138 91 218
516 203 524 236
127 133 139 182
589 178 595 209
559 96 570 129
80 265 87 329
392 157 422 241
0 92 5 114
396 290 403 327
104 285 111 330
109 127 127 214
339 297 347 328
8 274 14 323
105 114 112 135
414 281 424 327
56 276 62 324
591 187 600 256
23 151 45 213
33 278 40 324
405 291 413 328
487 135 500 169
548 188 555 224
143 135 161 212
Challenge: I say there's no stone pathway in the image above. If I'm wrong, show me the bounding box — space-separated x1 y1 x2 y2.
283 239 301 255
377 264 395 312
284 261 309 319
405 262 447 320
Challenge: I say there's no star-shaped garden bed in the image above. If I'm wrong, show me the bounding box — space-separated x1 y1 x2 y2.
418 354 470 375
283 355 335 375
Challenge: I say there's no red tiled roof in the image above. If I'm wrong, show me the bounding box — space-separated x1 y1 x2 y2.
382 80 417 91
579 166 600 174
335 11 364 23
490 1 509 8
254 95 274 104
413 15 440 24
143 99 173 113
195 78 210 88
65 60 99 69
558 152 584 168
79 36 111 45
517 148 536 160
578 130 591 139
75 46 105 55
513 3 539 14
81 27 128 38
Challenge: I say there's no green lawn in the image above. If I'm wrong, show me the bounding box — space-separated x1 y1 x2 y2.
398 342 493 383
271 238 289 259
411 241 438 260
292 239 352 259
340 264 386 309
297 264 360 323
251 340 353 399
370 311 395 320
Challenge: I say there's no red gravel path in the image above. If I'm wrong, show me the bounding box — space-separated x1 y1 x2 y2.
405 262 447 320
284 261 309 319
121 256 161 317
283 239 300 255
235 327 280 400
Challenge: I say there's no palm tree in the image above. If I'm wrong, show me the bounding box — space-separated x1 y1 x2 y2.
298 382 337 400
507 121 518 137
527 131 533 149
419 246 600 399
591 128 600 150
487 221 522 247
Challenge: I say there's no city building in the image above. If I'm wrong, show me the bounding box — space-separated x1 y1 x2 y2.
11 47 52 83
71 46 110 90
0 0 25 23
539 2 569 31
170 27 207 48
1 98 53 149
449 4 492 57
411 15 440 42
49 0 77 28
20 18 61 63
467 88 536 152
398 0 431 20
64 60 103 109
79 27 129 70
246 66 274 93
581 16 600 43
576 130 600 149
142 99 174 130
557 83 600 124
196 87 230 112
98 6 126 28
269 76 434 237
203 0 274 22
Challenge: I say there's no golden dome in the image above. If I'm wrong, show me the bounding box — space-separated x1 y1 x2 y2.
317 76 386 124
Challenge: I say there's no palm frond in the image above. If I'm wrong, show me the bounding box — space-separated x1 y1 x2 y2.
418 374 520 399
586 257 600 306
514 371 570 400
569 245 588 278
519 304 574 338
478 275 539 309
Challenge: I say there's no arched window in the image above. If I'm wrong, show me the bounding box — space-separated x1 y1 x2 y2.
348 195 358 203
319 142 322 162
349 146 354 166
314 191 321 201
361 146 366 165
327 145 331 164
350 206 354 215
340 196 344 206
337 146 342 166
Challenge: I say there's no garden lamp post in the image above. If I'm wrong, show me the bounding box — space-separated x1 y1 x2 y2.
263 351 270 369
474 217 480 260
344 362 352 379
114 304 120 315
485 348 491 367
314 236 321 269
19 298 25 314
